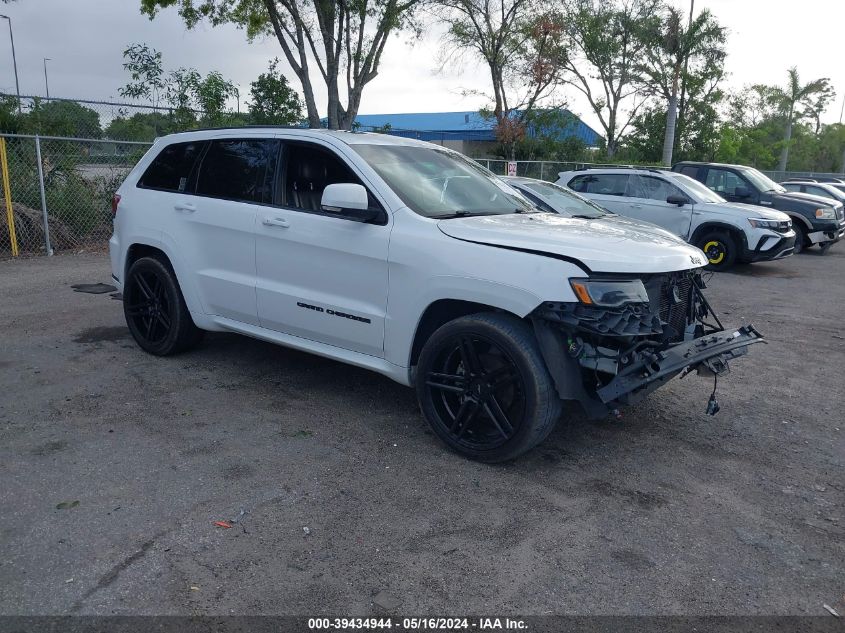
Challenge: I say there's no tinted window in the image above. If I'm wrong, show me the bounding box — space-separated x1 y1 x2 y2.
196 138 279 204
283 142 383 217
782 183 801 193
705 168 747 196
568 174 629 196
679 165 698 178
629 175 686 202
138 141 204 192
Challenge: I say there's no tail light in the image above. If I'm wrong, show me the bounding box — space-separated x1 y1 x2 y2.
112 193 121 217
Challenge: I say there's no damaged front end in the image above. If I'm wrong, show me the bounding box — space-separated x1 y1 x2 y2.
530 270 764 418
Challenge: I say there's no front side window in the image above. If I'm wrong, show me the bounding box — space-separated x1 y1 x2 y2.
568 173 629 197
629 175 686 202
281 142 381 215
138 141 204 192
705 168 747 196
196 138 279 204
351 144 533 218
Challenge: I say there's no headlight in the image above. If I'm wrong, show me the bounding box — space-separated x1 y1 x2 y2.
569 279 649 307
748 218 784 229
815 207 836 219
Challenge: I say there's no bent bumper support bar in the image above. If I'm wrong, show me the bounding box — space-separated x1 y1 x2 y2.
596 324 764 404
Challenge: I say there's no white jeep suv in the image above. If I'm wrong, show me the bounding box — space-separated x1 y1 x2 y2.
557 167 795 270
110 129 762 461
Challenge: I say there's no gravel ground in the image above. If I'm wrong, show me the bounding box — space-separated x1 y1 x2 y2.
0 250 842 616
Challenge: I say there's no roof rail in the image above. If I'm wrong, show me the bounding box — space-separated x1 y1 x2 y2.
571 164 667 174
169 124 314 134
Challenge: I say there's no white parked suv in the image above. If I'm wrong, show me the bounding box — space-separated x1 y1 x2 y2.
556 167 795 270
110 129 763 461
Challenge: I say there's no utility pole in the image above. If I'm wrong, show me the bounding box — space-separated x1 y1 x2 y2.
43 58 51 99
0 14 21 113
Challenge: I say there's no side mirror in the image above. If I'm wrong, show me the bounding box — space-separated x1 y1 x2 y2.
666 194 688 206
734 186 751 199
321 183 380 223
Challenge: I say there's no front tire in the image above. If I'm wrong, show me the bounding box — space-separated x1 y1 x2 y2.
792 224 806 254
415 313 562 462
124 256 203 356
697 231 737 270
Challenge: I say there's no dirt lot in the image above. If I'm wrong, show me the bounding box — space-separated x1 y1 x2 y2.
0 250 842 616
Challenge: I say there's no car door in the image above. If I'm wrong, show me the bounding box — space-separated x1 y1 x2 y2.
162 136 277 326
254 138 390 358
626 174 694 239
566 173 631 214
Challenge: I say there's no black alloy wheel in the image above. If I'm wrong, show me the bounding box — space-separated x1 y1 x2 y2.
425 333 525 451
416 313 561 462
124 256 203 356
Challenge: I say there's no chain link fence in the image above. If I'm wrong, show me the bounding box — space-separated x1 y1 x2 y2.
0 134 151 258
2 93 843 259
477 158 845 184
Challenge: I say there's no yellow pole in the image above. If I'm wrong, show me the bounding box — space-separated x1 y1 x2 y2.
0 137 19 257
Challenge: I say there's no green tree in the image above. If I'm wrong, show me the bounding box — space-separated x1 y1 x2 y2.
559 0 661 158
769 67 832 171
139 0 423 130
638 5 726 165
22 99 102 138
119 44 239 131
248 58 303 125
439 0 568 158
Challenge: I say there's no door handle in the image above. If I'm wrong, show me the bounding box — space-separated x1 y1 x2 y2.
174 202 196 212
262 217 290 228
629 204 642 209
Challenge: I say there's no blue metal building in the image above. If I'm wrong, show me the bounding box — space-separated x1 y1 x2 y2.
352 109 602 150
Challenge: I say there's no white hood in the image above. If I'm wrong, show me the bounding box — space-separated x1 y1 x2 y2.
438 213 707 274
707 201 790 221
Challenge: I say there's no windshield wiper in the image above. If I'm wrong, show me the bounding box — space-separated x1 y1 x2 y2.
434 211 499 219
570 213 607 219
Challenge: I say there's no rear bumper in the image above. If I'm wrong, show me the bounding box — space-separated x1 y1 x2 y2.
596 325 764 405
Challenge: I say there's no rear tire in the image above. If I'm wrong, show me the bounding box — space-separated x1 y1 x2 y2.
124 256 204 356
697 231 737 270
415 312 562 462
793 224 806 254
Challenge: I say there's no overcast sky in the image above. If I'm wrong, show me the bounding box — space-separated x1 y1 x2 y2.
0 0 843 131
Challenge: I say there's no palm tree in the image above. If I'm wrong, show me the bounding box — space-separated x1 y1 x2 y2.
640 5 726 166
772 68 831 171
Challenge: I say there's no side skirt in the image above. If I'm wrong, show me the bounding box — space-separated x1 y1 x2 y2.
213 316 411 386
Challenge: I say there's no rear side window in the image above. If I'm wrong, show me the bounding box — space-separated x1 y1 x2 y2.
196 138 280 204
679 165 698 179
138 141 204 192
568 174 629 196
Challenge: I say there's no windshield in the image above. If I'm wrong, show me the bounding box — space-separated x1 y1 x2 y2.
668 172 725 203
742 167 786 193
514 179 610 218
350 144 536 218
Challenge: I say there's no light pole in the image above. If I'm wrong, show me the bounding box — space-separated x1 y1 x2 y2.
43 57 51 99
0 14 21 113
